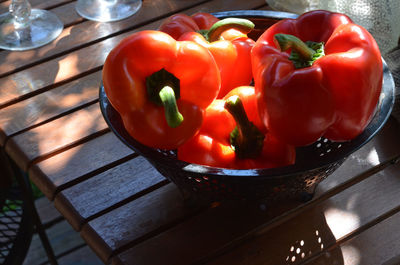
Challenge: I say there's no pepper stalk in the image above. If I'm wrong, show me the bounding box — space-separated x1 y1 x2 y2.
274 33 325 69
199 17 255 42
146 68 183 128
224 95 265 159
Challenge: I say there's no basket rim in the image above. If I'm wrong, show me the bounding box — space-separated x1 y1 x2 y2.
99 10 396 180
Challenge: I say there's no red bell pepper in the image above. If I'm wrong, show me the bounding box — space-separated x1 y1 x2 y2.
102 30 221 150
191 12 220 30
224 86 264 132
158 12 219 40
252 10 383 146
178 86 295 169
179 18 256 98
178 99 236 168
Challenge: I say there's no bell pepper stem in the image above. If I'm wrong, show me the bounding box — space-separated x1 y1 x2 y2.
224 95 264 159
274 33 325 69
146 68 183 128
274 33 315 60
159 86 184 128
206 18 255 42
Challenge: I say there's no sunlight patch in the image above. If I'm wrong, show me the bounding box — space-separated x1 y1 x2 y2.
325 208 360 239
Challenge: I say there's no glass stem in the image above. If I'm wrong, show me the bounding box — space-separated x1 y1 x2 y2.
9 0 31 28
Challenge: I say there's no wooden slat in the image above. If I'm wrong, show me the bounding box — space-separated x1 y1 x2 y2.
3 2 399 265
0 0 208 76
81 183 208 263
109 194 300 265
314 117 400 194
0 4 83 77
28 131 134 200
208 204 341 265
5 102 107 171
112 164 400 265
54 245 103 265
109 119 400 265
0 0 270 145
0 3 83 74
194 120 400 265
54 156 166 231
0 71 101 145
0 0 266 108
201 162 400 265
51 1 84 26
25 183 103 265
304 210 400 265
0 21 150 108
23 219 86 265
0 0 69 13
35 196 63 225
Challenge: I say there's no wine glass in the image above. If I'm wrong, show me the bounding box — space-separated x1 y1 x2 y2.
75 0 142 22
0 0 63 51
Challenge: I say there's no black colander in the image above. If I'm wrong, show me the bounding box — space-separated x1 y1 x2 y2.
99 10 395 203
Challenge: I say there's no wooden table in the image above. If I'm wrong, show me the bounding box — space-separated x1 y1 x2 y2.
1 0 400 264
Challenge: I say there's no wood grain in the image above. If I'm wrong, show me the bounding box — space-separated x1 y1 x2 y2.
35 196 63 225
202 163 400 265
1 1 400 265
81 183 202 263
0 0 69 13
24 198 103 265
110 119 400 265
315 117 400 194
0 0 207 76
0 21 153 108
51 1 84 26
0 2 83 77
303 210 400 265
0 71 101 145
0 0 266 108
54 156 166 231
109 197 300 265
28 131 134 200
23 219 86 265
54 245 103 265
5 102 107 171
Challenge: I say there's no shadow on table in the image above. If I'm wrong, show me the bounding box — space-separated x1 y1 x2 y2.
190 120 400 264
191 197 344 265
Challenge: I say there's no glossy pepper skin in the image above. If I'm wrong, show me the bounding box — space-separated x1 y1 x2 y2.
179 20 255 98
177 86 296 169
161 13 255 98
103 30 221 150
158 12 219 40
252 10 383 146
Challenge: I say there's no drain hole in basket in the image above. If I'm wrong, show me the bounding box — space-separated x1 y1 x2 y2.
314 138 345 157
190 176 232 196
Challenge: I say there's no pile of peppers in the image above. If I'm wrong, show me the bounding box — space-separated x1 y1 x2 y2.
102 10 383 169
160 12 256 98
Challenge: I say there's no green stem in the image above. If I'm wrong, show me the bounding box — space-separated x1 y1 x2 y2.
205 18 255 42
224 95 264 159
146 68 183 128
274 33 315 60
274 33 325 69
159 86 183 128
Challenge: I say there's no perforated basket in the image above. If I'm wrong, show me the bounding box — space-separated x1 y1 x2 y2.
99 10 395 203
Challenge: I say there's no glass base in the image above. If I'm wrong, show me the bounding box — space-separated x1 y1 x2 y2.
76 0 142 22
0 9 63 51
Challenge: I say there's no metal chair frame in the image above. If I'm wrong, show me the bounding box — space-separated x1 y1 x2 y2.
0 147 58 265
